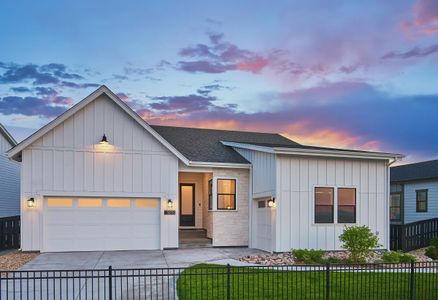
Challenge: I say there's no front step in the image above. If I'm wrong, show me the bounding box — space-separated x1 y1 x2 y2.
179 229 212 248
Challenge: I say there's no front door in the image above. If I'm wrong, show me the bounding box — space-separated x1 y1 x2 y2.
179 184 195 226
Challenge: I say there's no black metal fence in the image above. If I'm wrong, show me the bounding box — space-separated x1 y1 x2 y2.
1 262 438 299
391 217 438 251
0 216 20 250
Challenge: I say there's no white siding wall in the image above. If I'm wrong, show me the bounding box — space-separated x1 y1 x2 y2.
21 94 179 251
234 148 276 198
404 180 438 223
0 134 20 217
275 155 389 252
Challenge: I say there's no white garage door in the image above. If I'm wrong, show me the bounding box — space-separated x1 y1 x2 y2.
254 199 273 252
43 197 160 252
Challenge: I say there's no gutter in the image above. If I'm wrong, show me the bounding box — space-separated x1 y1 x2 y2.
221 141 405 161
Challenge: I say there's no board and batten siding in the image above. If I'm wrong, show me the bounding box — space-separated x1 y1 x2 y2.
234 148 276 198
275 155 389 252
0 133 20 218
21 94 179 251
403 180 438 223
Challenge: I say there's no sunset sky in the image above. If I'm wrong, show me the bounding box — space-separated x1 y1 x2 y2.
1 0 438 162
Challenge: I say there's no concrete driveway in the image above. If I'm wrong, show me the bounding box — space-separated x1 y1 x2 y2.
3 248 264 299
19 247 265 270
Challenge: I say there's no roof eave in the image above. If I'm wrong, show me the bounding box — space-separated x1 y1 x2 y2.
187 161 251 169
222 141 404 161
0 123 17 148
273 147 404 160
7 86 191 165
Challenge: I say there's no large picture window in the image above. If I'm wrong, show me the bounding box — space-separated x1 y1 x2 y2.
217 179 236 210
338 188 356 223
416 190 428 212
390 193 402 222
314 187 334 223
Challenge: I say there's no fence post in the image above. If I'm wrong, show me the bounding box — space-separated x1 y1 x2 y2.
409 261 415 300
326 263 330 300
108 265 113 300
226 264 231 300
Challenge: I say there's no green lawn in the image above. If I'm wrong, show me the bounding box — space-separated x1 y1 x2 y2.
176 264 438 300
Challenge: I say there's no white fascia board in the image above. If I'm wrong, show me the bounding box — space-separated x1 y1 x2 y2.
7 85 190 165
221 141 276 154
221 141 404 161
0 123 17 147
187 161 251 169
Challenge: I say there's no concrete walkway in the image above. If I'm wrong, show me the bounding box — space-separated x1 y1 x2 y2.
19 247 265 270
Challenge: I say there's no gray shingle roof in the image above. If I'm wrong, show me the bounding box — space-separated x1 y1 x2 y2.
151 125 300 164
391 159 438 182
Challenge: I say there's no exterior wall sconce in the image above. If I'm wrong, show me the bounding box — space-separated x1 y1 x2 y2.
100 134 109 145
27 197 35 208
167 199 174 208
267 197 276 208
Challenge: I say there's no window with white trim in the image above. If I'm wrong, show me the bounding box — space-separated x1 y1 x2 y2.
217 179 236 210
314 187 357 224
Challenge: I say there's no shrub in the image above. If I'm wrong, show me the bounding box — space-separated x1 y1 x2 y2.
292 249 325 264
339 226 379 263
425 237 438 260
324 256 340 264
382 251 416 263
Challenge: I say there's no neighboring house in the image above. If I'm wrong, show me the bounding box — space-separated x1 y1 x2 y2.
0 123 20 218
8 86 403 252
390 159 438 225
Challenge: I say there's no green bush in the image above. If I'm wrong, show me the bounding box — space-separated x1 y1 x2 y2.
425 237 438 260
339 226 379 263
382 251 416 263
292 249 325 264
324 256 340 264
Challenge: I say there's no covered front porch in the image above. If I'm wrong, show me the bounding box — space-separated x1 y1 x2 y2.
178 171 213 248
177 168 249 248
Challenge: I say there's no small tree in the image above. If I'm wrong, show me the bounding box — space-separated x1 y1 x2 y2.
339 226 379 263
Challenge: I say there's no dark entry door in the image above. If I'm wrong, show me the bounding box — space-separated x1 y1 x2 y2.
179 184 195 226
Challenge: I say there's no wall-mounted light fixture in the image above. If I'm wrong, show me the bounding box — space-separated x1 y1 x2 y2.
267 197 276 208
167 199 174 209
100 134 109 145
27 197 35 208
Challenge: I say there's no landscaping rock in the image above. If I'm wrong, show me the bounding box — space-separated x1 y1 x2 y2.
0 251 39 271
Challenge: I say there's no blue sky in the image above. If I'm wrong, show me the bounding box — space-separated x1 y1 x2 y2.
1 0 438 162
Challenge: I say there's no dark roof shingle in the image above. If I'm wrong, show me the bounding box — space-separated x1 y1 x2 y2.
391 159 438 182
151 125 300 164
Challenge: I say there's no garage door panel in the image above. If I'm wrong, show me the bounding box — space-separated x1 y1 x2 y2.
254 200 272 252
45 225 75 239
45 212 75 225
43 197 161 252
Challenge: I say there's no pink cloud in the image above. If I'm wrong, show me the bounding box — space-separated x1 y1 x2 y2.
401 0 438 37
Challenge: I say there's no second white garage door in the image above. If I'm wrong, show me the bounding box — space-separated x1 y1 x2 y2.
43 197 160 252
253 198 273 252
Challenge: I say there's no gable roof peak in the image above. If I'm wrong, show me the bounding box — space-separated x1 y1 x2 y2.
7 86 189 164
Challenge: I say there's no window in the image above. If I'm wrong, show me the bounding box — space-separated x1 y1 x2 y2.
258 200 266 208
416 190 428 212
314 187 334 223
136 199 158 208
390 193 402 221
107 199 131 208
338 188 356 223
78 198 102 207
47 198 73 207
217 179 236 210
208 179 213 210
